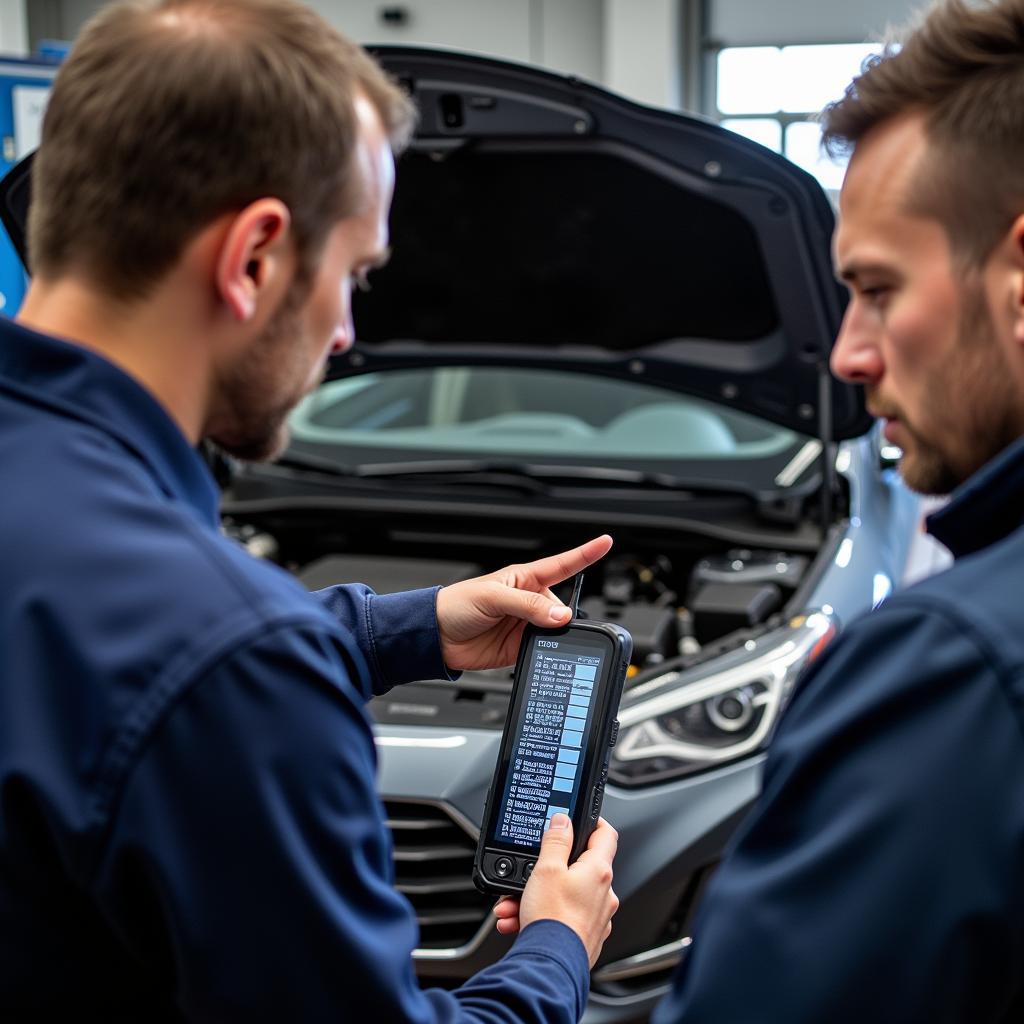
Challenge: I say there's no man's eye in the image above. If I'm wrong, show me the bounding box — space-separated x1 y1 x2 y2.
860 285 890 304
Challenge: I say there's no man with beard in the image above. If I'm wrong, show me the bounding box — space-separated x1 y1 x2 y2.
0 0 619 1021
640 0 1024 1020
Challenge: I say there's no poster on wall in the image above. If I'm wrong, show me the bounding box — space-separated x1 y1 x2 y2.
13 84 50 161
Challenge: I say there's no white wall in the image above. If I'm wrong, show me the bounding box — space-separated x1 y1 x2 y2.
302 0 606 83
604 0 681 109
41 0 942 108
711 0 928 46
51 0 605 83
305 0 534 62
537 0 604 86
0 0 28 55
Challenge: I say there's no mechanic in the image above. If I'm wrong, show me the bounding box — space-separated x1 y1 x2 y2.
0 0 619 1020
632 0 1024 1019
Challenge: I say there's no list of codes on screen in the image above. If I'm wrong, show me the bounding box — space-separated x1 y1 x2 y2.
494 639 602 848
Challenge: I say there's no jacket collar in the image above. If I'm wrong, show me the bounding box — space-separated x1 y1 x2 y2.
0 315 219 526
926 433 1024 559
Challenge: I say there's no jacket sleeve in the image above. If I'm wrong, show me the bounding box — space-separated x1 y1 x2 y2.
652 596 1024 1024
90 621 588 1024
313 583 455 697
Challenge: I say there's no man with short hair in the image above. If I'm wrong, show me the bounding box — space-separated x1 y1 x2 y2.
0 0 618 1020
646 1 1024 1019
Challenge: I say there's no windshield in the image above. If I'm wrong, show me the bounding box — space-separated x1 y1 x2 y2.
288 367 810 471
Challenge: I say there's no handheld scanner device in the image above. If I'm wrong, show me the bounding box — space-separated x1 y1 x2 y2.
473 575 631 894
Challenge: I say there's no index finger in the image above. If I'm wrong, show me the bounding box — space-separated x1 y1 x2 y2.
572 816 619 869
517 535 613 590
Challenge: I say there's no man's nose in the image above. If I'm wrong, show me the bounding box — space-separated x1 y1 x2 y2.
830 306 884 384
330 308 355 355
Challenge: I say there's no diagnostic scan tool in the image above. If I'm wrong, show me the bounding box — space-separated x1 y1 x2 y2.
474 575 631 894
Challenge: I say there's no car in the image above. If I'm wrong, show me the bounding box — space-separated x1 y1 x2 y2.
0 47 923 1023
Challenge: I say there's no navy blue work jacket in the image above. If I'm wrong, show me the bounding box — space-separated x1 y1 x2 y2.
0 318 588 1022
654 437 1024 1022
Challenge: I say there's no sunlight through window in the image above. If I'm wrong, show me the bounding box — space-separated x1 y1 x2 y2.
720 118 783 154
715 42 884 193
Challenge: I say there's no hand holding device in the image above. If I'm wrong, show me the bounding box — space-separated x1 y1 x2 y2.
494 814 620 966
473 576 631 892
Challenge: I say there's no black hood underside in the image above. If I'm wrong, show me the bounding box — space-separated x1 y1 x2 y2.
0 47 868 440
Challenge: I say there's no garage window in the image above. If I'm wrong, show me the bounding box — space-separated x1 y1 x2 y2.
715 43 884 193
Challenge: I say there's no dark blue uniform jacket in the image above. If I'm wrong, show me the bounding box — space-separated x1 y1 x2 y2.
654 435 1024 1022
0 318 588 1022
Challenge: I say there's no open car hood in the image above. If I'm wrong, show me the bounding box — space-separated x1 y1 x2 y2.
0 47 869 440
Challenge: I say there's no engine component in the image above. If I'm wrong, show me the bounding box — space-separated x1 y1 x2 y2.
689 581 783 644
600 555 677 607
692 549 808 591
580 598 678 666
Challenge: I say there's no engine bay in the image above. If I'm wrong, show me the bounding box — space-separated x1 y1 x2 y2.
222 507 822 730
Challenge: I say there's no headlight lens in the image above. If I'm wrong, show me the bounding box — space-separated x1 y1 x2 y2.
610 611 838 786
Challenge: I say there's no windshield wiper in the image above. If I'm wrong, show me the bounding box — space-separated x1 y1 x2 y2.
266 454 557 496
269 454 756 500
352 460 741 496
270 454 563 495
269 451 355 478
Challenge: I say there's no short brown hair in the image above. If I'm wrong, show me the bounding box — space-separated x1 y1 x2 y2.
28 0 416 299
822 0 1024 267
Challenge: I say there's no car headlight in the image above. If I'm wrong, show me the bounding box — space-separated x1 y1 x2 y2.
610 610 838 786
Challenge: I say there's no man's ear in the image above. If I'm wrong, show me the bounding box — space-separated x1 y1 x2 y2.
214 198 293 323
1008 213 1024 346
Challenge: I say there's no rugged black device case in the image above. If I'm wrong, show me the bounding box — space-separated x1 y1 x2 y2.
473 619 631 895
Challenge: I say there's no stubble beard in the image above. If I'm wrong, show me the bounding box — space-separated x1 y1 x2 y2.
875 284 1024 496
207 291 311 463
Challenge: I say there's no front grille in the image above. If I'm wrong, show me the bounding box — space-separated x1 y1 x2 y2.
384 799 493 952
